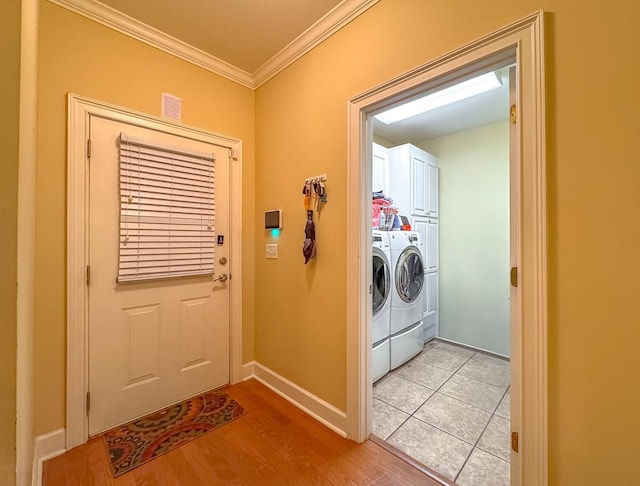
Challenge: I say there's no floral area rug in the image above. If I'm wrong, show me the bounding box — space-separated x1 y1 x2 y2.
103 390 246 477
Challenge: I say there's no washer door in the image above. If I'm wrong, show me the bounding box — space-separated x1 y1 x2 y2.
395 246 424 303
372 247 391 316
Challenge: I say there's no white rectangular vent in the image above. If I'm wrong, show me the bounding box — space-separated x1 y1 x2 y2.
161 92 181 120
118 133 215 283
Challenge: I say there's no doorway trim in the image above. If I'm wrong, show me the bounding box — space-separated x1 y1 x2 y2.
346 11 547 486
65 94 244 449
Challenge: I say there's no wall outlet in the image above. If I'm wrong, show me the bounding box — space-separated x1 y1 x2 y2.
266 244 278 259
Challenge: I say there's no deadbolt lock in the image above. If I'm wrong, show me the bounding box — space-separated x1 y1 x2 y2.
219 257 227 265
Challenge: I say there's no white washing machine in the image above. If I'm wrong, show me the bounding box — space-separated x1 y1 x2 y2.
388 231 425 369
372 230 391 382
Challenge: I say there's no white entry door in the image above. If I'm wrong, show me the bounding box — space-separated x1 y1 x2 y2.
87 115 231 435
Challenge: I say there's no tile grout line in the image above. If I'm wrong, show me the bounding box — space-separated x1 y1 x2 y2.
374 341 511 482
381 344 477 472
377 343 474 446
454 379 512 482
411 343 508 481
400 346 476 395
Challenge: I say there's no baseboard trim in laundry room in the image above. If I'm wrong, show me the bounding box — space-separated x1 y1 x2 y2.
242 360 347 437
435 337 510 360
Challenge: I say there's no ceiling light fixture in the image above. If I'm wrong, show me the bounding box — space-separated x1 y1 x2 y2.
374 72 503 124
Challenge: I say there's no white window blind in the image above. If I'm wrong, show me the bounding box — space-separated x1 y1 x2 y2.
118 133 216 283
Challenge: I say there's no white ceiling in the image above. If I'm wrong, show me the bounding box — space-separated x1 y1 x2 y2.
373 69 511 145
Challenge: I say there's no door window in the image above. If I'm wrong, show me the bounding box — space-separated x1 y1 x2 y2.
118 133 216 282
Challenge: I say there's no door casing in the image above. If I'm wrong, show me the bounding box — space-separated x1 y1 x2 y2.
66 94 244 449
346 11 547 486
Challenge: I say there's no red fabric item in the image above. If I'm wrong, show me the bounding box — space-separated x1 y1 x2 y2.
372 198 391 206
372 203 381 228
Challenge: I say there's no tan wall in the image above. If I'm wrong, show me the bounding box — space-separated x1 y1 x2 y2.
0 1 20 481
35 1 255 436
254 0 640 484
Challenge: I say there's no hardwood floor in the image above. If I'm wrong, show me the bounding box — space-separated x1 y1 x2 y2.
44 379 439 485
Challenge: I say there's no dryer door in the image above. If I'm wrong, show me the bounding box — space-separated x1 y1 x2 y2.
372 247 391 316
395 246 424 303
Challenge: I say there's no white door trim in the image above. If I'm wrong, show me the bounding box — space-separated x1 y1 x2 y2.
346 11 547 486
66 94 243 449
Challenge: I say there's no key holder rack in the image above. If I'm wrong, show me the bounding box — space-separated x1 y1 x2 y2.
304 174 327 185
303 174 328 212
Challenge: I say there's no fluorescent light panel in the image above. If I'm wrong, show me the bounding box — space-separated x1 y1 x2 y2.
375 72 503 124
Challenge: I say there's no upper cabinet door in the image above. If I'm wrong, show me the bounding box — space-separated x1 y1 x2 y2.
385 143 438 218
427 162 439 218
372 143 389 194
411 152 427 215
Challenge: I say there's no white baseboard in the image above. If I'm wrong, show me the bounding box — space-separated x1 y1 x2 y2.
32 428 66 486
242 360 347 437
436 337 510 360
241 361 256 381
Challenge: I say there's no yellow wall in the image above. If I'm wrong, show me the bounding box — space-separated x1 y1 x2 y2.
254 0 640 484
30 0 640 483
35 0 255 436
0 1 20 481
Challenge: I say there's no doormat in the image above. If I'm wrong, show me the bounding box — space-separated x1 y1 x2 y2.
103 390 246 477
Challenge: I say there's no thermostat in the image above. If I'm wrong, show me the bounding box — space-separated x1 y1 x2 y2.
265 209 282 230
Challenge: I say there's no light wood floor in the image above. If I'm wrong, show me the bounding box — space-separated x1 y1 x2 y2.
44 379 439 485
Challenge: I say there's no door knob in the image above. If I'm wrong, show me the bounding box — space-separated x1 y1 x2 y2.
213 273 228 283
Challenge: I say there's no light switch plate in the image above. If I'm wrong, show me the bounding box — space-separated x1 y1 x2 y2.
266 244 278 259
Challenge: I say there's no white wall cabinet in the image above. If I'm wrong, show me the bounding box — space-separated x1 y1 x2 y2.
423 272 438 340
412 214 439 340
387 144 438 218
425 217 438 273
384 143 439 342
427 162 439 217
372 142 389 194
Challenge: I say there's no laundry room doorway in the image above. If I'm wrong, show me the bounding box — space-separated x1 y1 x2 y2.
346 12 547 486
368 62 515 484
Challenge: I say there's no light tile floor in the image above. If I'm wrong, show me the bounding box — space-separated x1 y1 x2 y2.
373 339 511 485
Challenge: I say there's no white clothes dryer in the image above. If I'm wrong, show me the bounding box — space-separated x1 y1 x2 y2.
389 231 424 334
371 230 391 382
388 231 425 369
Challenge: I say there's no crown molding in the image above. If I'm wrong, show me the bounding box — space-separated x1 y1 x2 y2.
252 0 380 88
47 0 379 90
47 0 254 88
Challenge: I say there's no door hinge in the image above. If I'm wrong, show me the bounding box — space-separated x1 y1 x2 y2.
86 265 91 286
510 267 518 287
511 431 519 453
510 104 517 124
86 392 91 414
369 284 372 294
230 148 238 161
87 139 92 159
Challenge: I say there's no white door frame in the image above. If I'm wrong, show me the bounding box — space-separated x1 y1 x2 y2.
65 94 244 449
346 11 547 485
